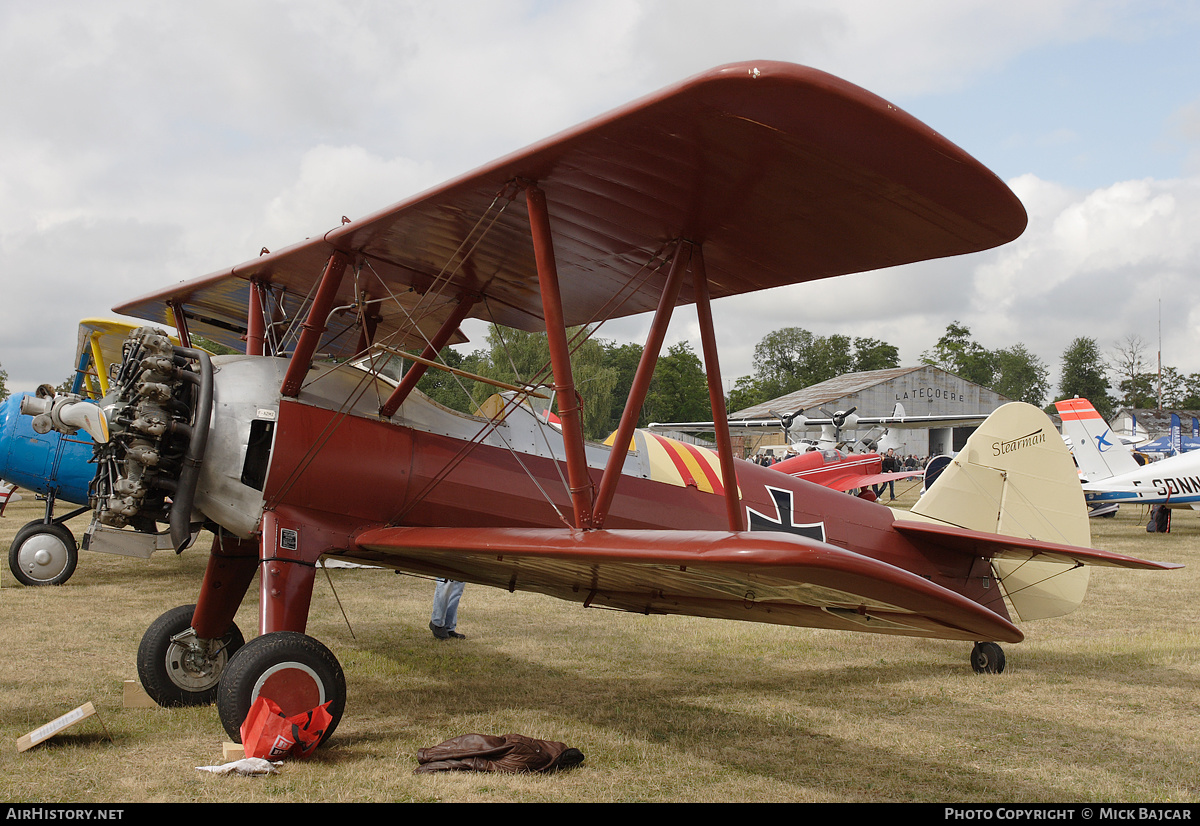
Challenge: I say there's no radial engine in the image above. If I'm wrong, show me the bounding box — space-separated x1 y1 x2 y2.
88 326 213 552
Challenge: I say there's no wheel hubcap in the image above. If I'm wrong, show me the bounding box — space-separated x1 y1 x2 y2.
17 535 68 581
253 661 325 716
166 630 228 691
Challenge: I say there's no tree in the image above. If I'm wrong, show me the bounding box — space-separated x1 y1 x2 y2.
1118 372 1158 410
468 326 618 441
852 337 901 372
920 321 995 386
724 327 901 413
600 341 645 431
726 374 770 415
749 327 856 399
1110 334 1152 408
1182 372 1200 409
643 342 710 426
1058 337 1112 420
1159 366 1187 409
415 345 484 414
991 344 1050 407
749 327 815 400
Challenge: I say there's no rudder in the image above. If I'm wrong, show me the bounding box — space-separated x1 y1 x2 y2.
1054 397 1140 482
906 402 1091 621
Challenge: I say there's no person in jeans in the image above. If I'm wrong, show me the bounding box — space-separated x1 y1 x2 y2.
430 579 466 639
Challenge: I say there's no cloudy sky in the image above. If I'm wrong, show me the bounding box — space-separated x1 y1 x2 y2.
3 0 1199 400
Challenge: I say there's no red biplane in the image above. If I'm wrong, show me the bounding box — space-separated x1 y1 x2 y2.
41 62 1177 747
768 448 921 495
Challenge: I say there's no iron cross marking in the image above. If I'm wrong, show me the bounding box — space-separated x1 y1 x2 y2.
746 487 826 542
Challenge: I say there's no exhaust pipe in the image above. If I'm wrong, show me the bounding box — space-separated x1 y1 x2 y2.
21 394 110 443
167 346 213 553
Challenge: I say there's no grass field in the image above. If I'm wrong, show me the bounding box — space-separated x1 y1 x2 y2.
1 484 1197 803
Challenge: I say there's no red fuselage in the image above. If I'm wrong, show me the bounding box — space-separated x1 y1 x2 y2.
249 396 997 630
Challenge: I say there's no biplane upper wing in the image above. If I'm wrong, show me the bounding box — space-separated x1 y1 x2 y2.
349 525 1023 643
72 318 189 398
112 61 1027 356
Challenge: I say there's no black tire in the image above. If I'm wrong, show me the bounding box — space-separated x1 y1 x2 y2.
137 604 245 707
217 631 346 747
8 521 78 586
970 641 1006 674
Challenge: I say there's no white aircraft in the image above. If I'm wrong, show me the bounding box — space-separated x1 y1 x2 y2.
647 402 986 454
0 482 20 511
1054 398 1200 509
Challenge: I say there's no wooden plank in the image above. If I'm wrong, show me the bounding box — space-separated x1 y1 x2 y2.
17 702 99 752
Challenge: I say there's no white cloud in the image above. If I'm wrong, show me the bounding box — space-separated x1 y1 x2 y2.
921 173 1200 390
2 0 1200 396
260 145 440 248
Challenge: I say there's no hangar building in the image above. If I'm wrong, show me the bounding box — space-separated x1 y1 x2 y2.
729 365 1012 458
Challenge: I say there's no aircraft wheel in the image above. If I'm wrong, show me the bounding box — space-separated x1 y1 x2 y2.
970 641 1005 674
8 521 78 586
137 604 245 707
216 631 346 747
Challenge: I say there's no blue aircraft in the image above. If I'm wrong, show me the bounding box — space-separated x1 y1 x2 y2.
0 392 96 584
1 319 175 585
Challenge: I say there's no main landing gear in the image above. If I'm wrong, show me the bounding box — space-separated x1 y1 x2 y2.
216 631 346 747
970 641 1005 674
7 497 91 586
138 605 245 706
136 607 346 748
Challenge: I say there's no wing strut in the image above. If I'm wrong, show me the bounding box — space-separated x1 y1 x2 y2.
693 248 743 531
526 183 594 529
593 241 690 527
247 281 266 355
378 291 478 418
281 251 349 398
353 290 384 357
168 300 192 349
86 329 109 396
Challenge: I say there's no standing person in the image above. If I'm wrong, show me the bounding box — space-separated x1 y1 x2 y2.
880 447 900 500
430 579 466 640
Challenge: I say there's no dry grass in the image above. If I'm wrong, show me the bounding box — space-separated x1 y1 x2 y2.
0 487 1197 803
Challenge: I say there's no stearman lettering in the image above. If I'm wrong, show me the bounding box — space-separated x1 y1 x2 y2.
992 429 1047 457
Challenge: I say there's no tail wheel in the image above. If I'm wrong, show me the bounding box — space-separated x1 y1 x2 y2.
137 604 245 706
8 521 78 586
970 641 1006 674
216 631 346 747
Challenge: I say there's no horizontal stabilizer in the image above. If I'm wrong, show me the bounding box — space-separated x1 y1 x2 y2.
892 520 1180 571
351 526 1022 642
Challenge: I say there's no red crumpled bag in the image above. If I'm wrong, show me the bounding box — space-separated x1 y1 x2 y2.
239 696 333 760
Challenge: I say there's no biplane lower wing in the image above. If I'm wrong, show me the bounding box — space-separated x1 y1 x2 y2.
827 469 923 492
349 526 1023 643
891 520 1181 571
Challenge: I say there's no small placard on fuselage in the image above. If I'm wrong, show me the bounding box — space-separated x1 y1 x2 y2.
280 528 299 551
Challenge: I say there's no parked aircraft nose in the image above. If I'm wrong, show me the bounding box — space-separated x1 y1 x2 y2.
0 392 97 504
